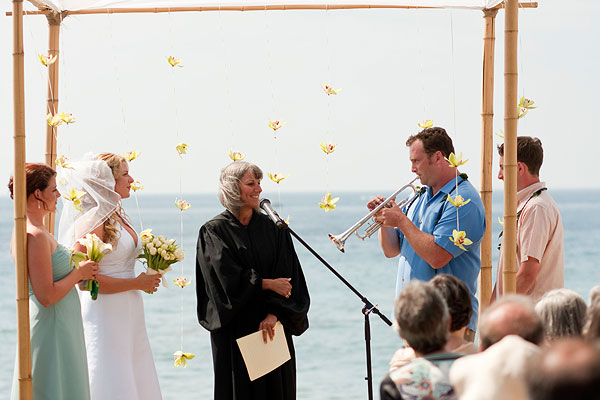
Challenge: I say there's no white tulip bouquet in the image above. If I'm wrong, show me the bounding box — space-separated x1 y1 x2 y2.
137 229 184 293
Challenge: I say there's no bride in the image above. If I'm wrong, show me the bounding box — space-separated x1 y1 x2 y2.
58 153 162 399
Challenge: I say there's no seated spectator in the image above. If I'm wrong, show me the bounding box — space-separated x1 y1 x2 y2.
583 285 600 342
535 288 587 341
430 274 479 354
527 338 600 400
449 295 544 400
381 281 459 400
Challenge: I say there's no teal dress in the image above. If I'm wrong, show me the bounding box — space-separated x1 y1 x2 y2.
11 244 91 400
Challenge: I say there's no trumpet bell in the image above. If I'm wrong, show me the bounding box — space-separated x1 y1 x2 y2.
328 233 346 253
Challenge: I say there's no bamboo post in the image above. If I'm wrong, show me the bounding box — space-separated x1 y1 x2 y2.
44 13 61 234
478 8 497 311
502 0 518 294
13 0 33 398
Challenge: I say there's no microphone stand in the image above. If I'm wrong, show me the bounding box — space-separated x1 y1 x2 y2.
278 220 392 400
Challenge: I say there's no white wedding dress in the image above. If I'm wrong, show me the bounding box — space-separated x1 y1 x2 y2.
80 223 162 400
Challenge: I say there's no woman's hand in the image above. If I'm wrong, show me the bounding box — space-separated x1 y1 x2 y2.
136 272 161 292
77 260 99 281
262 278 292 298
258 313 278 344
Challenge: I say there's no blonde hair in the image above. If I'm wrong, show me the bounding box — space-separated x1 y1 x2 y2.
97 153 130 246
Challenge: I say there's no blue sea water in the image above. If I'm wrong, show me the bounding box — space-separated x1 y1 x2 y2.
1 189 599 399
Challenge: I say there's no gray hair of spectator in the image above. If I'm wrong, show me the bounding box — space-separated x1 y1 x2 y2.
535 289 587 340
479 294 544 350
394 280 449 355
583 285 600 342
430 274 472 332
218 161 263 216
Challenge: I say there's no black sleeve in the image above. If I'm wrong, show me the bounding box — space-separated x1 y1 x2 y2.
195 223 262 331
380 374 403 400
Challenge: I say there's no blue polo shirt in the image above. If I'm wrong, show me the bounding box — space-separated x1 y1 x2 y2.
395 177 486 331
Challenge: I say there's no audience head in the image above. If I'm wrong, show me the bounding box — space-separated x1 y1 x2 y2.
394 280 449 355
218 161 263 216
535 288 587 341
584 285 600 342
497 136 544 176
527 338 600 400
479 294 544 350
430 274 472 332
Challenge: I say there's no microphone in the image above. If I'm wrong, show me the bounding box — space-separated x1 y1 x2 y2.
260 198 285 229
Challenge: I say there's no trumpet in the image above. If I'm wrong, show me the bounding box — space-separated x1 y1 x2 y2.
328 177 420 253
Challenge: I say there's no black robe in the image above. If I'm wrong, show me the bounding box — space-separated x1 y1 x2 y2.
196 210 310 400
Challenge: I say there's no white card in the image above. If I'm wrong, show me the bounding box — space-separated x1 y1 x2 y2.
236 321 291 381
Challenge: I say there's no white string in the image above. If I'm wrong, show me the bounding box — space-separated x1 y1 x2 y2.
106 13 129 147
449 10 460 230
217 8 235 148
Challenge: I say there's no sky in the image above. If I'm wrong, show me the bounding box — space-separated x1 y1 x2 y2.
1 1 598 196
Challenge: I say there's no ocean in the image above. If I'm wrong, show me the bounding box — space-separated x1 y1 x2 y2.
1 189 599 399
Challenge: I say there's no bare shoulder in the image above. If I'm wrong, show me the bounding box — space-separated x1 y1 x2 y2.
27 226 55 254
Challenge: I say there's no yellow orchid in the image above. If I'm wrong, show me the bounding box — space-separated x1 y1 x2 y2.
498 217 504 227
38 53 57 67
55 155 73 169
445 152 468 168
449 229 473 251
173 277 191 288
175 199 191 211
176 143 188 156
319 192 339 212
285 216 290 225
47 113 63 127
495 129 504 139
59 112 76 124
64 188 86 211
173 351 195 368
517 96 536 119
130 181 144 192
168 56 183 67
123 151 140 162
268 173 288 184
140 229 153 240
228 150 246 161
447 194 471 208
418 120 434 129
322 82 341 95
268 120 286 131
320 142 336 155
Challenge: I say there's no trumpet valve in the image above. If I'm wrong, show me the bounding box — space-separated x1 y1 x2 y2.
328 234 346 253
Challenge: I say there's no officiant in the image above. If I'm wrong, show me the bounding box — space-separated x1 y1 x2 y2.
196 161 311 400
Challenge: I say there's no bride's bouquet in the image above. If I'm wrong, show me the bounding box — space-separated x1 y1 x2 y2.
137 229 184 293
71 233 113 300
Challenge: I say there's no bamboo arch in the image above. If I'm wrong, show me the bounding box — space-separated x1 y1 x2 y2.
11 1 532 397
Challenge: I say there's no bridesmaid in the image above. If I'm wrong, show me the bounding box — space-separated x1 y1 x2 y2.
9 163 98 400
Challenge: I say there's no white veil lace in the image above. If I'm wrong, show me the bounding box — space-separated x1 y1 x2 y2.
57 153 122 247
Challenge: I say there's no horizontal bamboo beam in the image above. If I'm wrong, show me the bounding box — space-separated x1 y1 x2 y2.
6 2 538 16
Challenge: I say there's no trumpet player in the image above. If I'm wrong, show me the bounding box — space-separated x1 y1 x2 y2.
367 127 485 341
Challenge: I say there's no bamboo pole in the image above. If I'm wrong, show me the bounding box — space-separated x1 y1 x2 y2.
478 8 497 311
12 0 33 398
502 0 518 294
43 13 60 234
5 2 538 16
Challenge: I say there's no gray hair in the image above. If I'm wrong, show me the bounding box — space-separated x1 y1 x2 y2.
394 280 449 355
480 294 544 350
535 289 587 341
218 161 263 216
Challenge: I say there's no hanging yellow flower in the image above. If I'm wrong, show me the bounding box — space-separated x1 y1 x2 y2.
173 351 195 368
59 112 76 124
55 155 73 169
38 53 57 67
495 129 504 139
173 277 191 288
140 229 153 240
319 192 339 212
322 82 341 95
449 229 473 251
130 181 144 192
445 152 468 168
175 199 191 211
447 194 470 208
64 188 86 211
498 217 504 227
176 143 188 156
47 113 63 127
228 150 246 161
418 120 434 129
123 151 140 162
517 96 536 119
268 173 288 184
168 56 183 67
320 142 336 155
268 120 286 131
